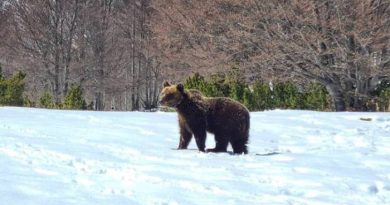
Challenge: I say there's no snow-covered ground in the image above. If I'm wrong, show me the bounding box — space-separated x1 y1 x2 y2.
0 107 390 205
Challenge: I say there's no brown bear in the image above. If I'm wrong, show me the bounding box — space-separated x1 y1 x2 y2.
159 81 250 154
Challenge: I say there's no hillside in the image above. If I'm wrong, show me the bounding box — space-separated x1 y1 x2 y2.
1 107 390 204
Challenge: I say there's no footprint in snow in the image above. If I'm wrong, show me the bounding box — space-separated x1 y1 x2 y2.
376 117 390 122
368 185 379 194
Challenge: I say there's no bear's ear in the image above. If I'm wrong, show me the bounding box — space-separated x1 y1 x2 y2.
163 81 171 87
177 83 184 93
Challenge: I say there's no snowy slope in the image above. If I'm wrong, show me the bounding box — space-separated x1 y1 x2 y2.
0 107 390 205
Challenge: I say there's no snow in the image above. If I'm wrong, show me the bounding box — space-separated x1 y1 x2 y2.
0 107 390 205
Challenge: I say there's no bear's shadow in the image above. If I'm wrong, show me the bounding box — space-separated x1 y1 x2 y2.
171 148 281 156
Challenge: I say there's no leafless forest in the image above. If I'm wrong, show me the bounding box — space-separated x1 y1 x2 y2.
1 0 390 111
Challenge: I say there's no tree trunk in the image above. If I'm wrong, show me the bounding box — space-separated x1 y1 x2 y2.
326 85 346 111
53 63 61 104
95 92 104 111
130 2 136 111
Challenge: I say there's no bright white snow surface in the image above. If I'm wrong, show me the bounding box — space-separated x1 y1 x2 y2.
1 107 390 205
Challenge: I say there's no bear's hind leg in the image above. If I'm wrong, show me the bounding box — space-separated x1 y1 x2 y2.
206 133 228 153
231 138 248 154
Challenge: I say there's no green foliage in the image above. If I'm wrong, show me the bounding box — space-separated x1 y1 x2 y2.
23 96 35 107
272 82 301 109
39 92 55 108
251 81 273 110
0 84 4 101
0 65 88 110
184 73 225 97
183 72 205 89
225 70 246 101
207 74 229 97
367 80 390 111
183 73 331 111
0 71 26 106
63 84 87 110
378 87 390 111
201 82 225 97
229 82 246 101
243 87 255 110
304 83 330 111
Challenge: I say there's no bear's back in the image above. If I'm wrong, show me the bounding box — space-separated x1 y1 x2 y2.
204 97 250 135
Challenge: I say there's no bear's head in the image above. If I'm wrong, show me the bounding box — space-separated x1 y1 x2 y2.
159 81 185 107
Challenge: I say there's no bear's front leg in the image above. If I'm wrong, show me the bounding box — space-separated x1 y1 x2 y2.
193 131 206 152
192 123 207 152
178 125 192 149
177 116 192 149
184 116 207 152
191 118 207 152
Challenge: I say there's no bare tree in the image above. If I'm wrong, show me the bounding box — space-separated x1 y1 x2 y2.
152 0 390 111
1 0 162 111
151 0 231 77
7 0 83 103
114 0 161 111
0 1 12 68
256 0 390 110
81 0 115 110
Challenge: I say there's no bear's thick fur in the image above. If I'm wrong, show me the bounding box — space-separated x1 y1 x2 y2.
159 81 250 154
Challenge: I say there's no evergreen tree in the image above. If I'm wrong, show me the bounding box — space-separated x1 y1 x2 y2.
183 72 334 111
229 82 246 102
23 96 35 107
243 87 255 111
40 92 55 108
304 83 330 110
184 73 225 97
252 81 273 110
283 82 301 109
0 71 26 106
63 85 87 110
184 72 205 89
204 74 227 97
379 88 390 111
225 69 246 101
272 82 301 109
